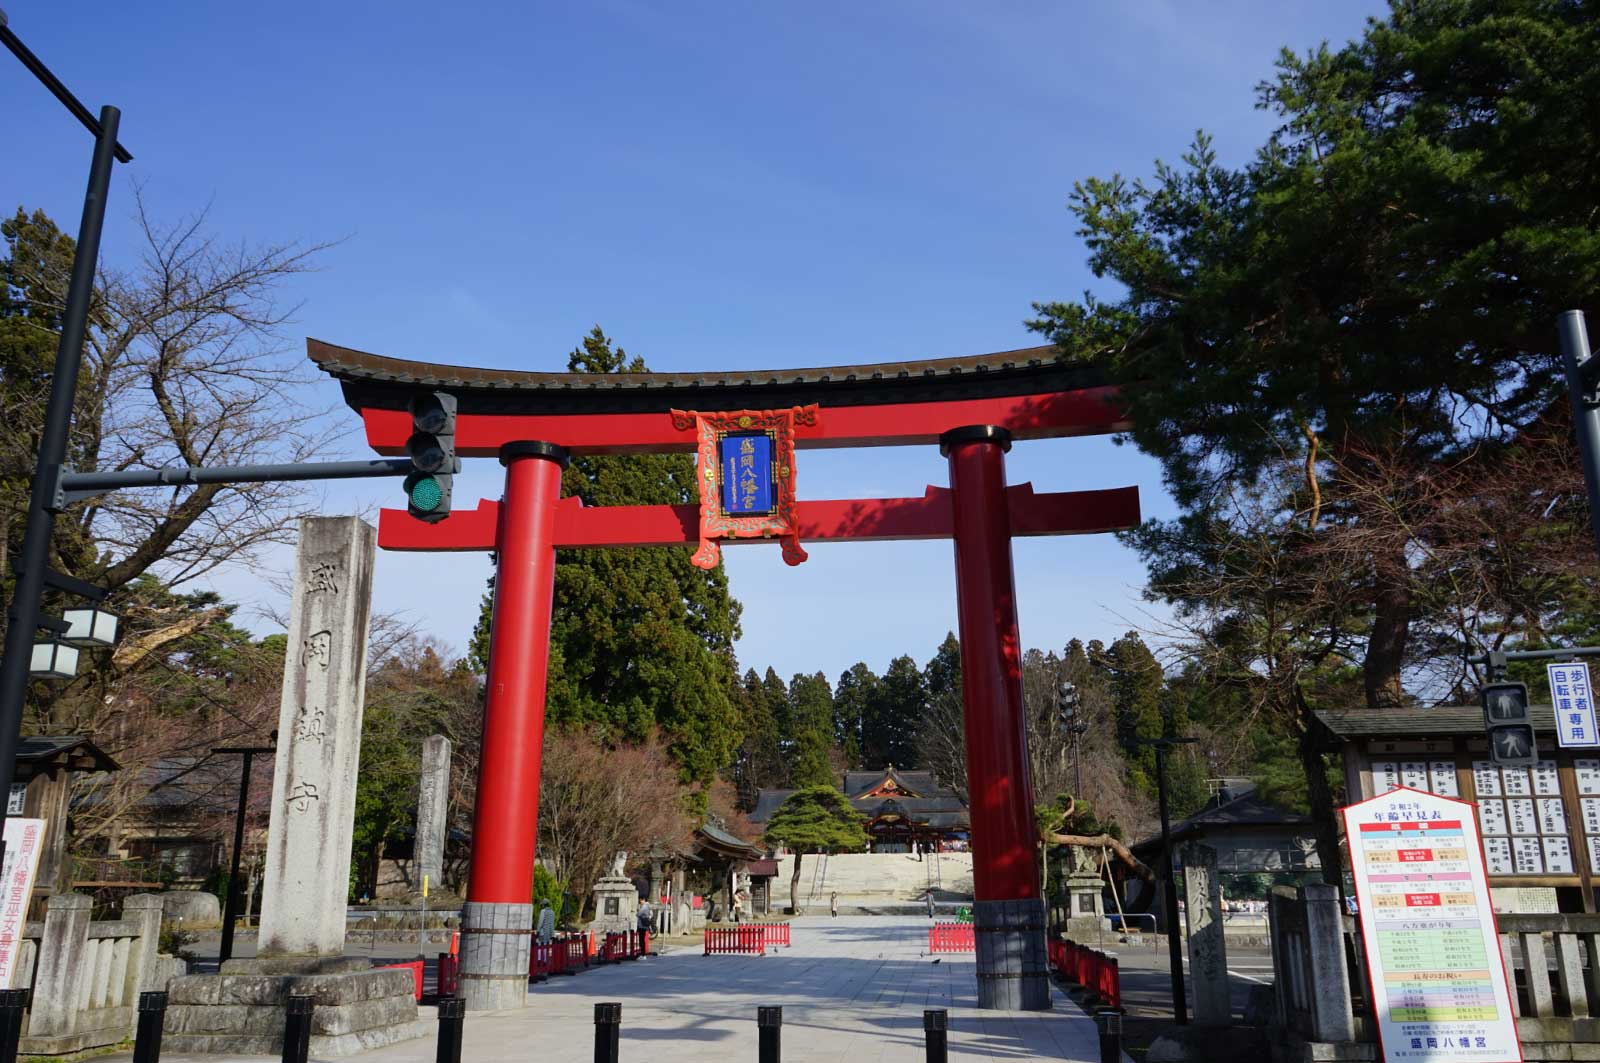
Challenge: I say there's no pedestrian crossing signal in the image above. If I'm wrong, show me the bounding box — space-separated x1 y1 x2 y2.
1481 682 1536 766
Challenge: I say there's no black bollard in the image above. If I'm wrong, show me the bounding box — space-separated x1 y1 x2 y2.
0 988 28 1063
594 1002 621 1063
133 991 169 1063
281 994 313 1063
1097 1011 1123 1063
757 1005 782 1063
436 997 464 1063
922 1008 948 1063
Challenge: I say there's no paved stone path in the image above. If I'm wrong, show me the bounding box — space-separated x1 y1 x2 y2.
124 916 1106 1062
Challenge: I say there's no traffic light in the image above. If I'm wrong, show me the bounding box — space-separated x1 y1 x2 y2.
1057 682 1087 734
405 391 456 524
1481 681 1537 767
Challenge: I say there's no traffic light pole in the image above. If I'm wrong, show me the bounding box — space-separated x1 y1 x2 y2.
215 744 274 964
1559 311 1600 563
1135 734 1198 1026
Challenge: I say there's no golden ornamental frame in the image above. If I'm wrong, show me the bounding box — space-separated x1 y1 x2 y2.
669 405 819 569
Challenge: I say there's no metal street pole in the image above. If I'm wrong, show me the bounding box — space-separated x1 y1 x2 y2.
215 745 274 963
0 103 124 863
1154 744 1188 1025
1559 310 1600 562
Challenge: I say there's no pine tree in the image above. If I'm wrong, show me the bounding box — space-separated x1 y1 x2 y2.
762 785 870 913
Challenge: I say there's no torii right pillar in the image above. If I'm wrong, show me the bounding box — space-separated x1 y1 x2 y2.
942 425 1050 1011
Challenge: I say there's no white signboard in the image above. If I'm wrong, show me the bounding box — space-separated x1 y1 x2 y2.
1342 788 1521 1063
5 786 22 817
0 818 45 986
1549 661 1600 747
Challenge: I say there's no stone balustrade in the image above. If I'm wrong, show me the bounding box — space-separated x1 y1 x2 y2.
10 892 184 1055
1267 886 1600 1061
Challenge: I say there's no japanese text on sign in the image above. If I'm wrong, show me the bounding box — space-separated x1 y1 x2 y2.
1342 789 1520 1062
0 819 44 986
1548 661 1599 748
719 434 774 516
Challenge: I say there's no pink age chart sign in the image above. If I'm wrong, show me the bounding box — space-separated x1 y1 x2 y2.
0 818 44 986
1342 787 1521 1063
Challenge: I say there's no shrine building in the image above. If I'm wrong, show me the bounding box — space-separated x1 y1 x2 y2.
749 766 969 853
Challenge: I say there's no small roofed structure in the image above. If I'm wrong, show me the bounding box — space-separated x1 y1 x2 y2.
1128 783 1320 875
750 767 969 854
11 737 119 905
1313 704 1597 912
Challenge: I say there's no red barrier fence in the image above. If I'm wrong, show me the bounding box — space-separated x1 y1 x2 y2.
752 923 791 949
379 959 424 1001
599 930 648 962
530 933 597 979
704 925 767 956
437 952 459 997
927 922 975 953
1050 936 1121 1011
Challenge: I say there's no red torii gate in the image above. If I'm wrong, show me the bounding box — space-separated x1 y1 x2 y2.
311 338 1139 1012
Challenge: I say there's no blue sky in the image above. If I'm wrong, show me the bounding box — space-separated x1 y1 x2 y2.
5 1 1387 681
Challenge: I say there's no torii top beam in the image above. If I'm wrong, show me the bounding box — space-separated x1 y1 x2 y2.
308 339 1129 456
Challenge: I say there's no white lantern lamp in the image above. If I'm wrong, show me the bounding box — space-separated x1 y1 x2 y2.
29 640 79 679
60 605 118 648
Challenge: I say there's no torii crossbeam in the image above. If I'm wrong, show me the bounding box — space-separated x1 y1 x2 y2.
311 337 1140 1013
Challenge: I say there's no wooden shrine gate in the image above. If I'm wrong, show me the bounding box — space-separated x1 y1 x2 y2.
310 338 1140 1012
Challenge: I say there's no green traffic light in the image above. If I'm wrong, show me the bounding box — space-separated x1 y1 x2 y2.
409 476 443 512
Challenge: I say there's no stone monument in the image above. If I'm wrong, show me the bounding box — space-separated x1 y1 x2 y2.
1181 841 1230 1026
589 851 639 935
1061 846 1106 940
164 518 425 1055
415 734 451 894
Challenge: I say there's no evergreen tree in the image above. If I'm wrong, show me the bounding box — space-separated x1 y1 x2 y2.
730 668 783 809
762 667 791 770
923 632 962 707
1101 633 1164 793
832 663 877 767
470 327 743 784
786 672 836 787
864 655 927 769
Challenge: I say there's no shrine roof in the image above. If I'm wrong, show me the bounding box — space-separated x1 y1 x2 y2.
1312 705 1560 747
15 736 118 779
308 338 1111 417
1130 791 1314 854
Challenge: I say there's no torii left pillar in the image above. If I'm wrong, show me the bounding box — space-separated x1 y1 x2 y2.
459 440 568 1011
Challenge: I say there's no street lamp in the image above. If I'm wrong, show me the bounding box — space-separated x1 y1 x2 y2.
60 605 118 648
27 640 78 680
0 9 133 876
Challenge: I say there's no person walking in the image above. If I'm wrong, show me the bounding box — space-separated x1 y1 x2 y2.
926 889 936 919
536 898 556 945
830 890 838 918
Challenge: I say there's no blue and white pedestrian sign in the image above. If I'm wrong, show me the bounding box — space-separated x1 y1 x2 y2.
1549 661 1600 748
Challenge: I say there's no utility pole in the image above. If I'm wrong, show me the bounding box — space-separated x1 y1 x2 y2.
1136 735 1199 1025
0 11 133 866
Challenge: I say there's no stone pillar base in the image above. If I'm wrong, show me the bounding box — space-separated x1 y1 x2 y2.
460 900 533 1011
162 968 425 1056
974 898 1051 1011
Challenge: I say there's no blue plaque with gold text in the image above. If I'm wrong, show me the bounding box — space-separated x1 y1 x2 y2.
720 433 773 515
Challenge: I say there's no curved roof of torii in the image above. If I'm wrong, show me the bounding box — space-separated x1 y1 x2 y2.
308 338 1111 417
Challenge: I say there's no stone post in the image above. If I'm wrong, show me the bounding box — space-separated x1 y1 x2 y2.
27 892 91 1038
122 893 164 998
257 517 377 961
1302 883 1355 1043
1180 842 1229 1025
415 735 451 893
